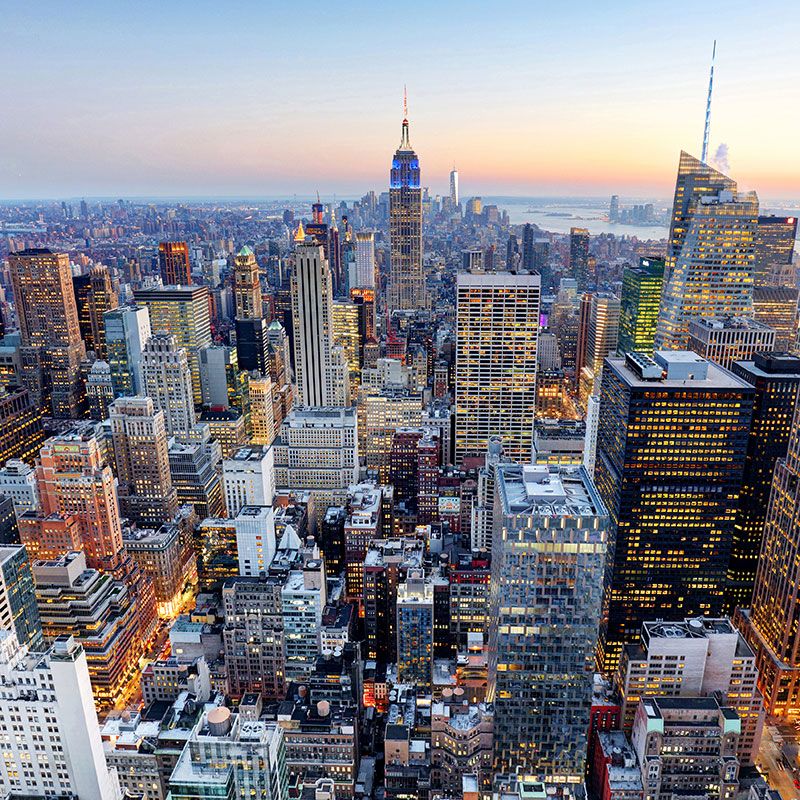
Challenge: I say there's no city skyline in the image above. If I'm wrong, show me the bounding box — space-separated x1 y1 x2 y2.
3 1 800 200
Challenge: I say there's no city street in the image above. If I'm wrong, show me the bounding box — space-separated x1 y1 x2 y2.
758 722 800 800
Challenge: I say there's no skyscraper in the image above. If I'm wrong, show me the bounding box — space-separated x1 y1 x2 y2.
0 546 44 651
656 152 757 350
72 266 118 359
158 241 192 286
141 334 197 437
754 215 797 287
396 571 435 689
134 285 211 404
291 240 349 407
664 151 737 280
753 287 798 351
569 227 590 290
726 353 800 611
234 245 262 319
594 351 753 672
110 396 179 527
355 231 376 288
8 249 86 417
739 388 800 716
388 99 425 311
449 165 459 208
104 305 151 397
455 271 541 463
0 631 123 800
25 428 125 570
581 292 621 394
618 257 664 354
488 463 608 780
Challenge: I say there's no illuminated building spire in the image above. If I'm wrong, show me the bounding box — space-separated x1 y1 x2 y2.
294 220 305 243
400 85 411 149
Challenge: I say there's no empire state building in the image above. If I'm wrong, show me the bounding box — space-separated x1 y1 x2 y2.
389 97 425 311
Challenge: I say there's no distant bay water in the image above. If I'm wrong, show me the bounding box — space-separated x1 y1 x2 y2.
488 197 669 240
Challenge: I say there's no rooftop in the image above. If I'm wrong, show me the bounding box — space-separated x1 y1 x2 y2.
497 463 604 519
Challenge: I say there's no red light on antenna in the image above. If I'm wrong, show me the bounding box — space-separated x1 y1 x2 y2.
788 217 795 224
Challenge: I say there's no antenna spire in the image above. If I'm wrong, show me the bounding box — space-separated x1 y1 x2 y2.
399 86 411 149
701 40 716 164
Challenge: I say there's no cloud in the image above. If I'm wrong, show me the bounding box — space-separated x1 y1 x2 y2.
711 143 730 176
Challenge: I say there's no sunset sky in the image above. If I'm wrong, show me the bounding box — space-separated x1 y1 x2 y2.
3 0 799 201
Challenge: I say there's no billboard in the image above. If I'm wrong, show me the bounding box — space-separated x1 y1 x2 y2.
438 496 461 515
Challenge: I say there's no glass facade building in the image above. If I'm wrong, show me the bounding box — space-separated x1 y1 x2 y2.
594 351 753 672
488 463 608 781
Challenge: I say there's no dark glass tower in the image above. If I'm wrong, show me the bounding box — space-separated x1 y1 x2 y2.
594 351 753 672
569 227 590 290
726 353 800 611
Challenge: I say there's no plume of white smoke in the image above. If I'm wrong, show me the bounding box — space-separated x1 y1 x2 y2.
710 143 730 176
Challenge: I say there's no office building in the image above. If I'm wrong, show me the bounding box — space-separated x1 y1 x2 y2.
223 446 275 517
9 249 86 417
631 697 740 800
664 151 737 279
687 316 776 369
0 384 43 465
656 154 758 350
110 396 179 526
233 505 277 577
0 545 44 650
397 570 435 689
273 407 359 524
86 360 114 419
104 304 151 397
431 699 493 794
291 240 349 407
73 266 119 359
158 241 192 286
141 334 197 437
222 577 287 700
594 352 754 672
0 631 122 800
753 287 798 351
123 515 196 616
462 249 484 271
736 380 800 717
616 617 763 765
726 353 800 609
389 105 425 311
455 271 541 463
249 373 276 446
0 495 20 545
450 166 459 208
199 407 247 458
580 292 621 393
359 388 424 479
618 257 664 354
234 245 262 319
355 231 376 288
281 554 327 680
569 227 590 290
134 285 212 404
488 463 608 780
235 316 269 373
33 551 142 707
0 460 39 515
168 432 224 520
25 428 124 570
754 215 797 287
470 436 511 551
168 709 288 800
